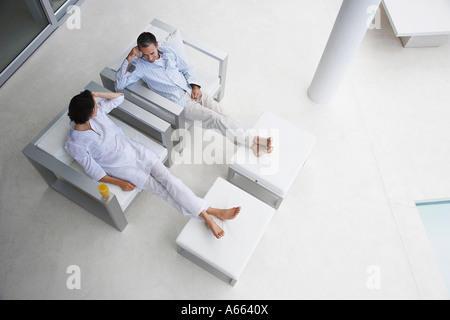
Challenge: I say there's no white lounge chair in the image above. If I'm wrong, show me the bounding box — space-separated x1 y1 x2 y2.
100 18 228 131
22 82 173 231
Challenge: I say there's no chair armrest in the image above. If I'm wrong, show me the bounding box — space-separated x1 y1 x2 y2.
180 31 228 62
86 81 172 138
99 69 187 130
149 18 228 61
23 142 128 231
85 81 175 166
111 100 174 166
181 32 229 101
23 143 105 202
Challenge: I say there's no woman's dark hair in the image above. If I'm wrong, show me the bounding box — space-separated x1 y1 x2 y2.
137 32 157 48
68 90 95 124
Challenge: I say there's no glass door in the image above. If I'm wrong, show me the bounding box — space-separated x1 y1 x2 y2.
0 0 52 75
50 0 67 12
51 0 80 22
0 0 83 87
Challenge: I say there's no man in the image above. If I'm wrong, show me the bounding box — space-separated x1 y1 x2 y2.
115 32 273 157
65 90 240 239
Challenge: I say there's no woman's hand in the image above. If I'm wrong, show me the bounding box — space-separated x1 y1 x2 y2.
119 180 136 192
100 175 136 192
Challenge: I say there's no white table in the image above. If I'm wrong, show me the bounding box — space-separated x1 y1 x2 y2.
383 0 450 47
176 178 275 286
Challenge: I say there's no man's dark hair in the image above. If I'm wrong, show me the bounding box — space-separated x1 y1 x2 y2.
68 90 95 124
137 32 157 48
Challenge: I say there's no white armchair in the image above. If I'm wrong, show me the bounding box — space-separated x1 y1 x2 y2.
100 18 229 131
22 81 174 231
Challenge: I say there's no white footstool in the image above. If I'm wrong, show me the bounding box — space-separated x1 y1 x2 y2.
176 178 275 286
227 111 317 209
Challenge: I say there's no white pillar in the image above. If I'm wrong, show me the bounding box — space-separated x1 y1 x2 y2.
308 0 382 104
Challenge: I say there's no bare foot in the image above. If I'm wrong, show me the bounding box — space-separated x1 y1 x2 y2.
251 144 273 157
208 207 241 221
254 136 273 149
199 211 225 239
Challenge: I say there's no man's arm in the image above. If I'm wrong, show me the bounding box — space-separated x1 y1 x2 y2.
100 175 136 192
115 47 143 90
171 47 201 98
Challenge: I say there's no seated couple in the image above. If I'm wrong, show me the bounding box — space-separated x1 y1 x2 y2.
115 31 274 157
65 90 238 239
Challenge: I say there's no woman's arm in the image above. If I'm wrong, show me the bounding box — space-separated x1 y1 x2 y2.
92 91 123 101
100 175 136 192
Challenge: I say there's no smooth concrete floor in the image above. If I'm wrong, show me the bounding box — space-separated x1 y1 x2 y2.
1 0 449 300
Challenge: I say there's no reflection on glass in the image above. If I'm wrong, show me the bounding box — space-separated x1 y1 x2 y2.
50 0 68 13
0 0 49 74
417 201 450 295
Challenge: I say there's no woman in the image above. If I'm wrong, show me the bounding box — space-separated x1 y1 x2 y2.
65 90 240 239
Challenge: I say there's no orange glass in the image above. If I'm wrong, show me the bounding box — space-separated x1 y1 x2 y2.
98 184 110 199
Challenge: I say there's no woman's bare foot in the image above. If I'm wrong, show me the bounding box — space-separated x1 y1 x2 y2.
199 211 225 239
208 207 241 221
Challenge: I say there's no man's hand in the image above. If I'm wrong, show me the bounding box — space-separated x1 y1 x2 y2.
191 85 202 100
127 46 141 63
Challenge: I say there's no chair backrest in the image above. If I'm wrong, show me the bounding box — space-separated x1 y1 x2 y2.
36 111 74 166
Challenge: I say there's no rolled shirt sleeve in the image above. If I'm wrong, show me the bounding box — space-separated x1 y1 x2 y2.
97 94 125 114
115 59 143 90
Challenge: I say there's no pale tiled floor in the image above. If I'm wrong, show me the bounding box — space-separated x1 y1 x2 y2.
0 0 449 300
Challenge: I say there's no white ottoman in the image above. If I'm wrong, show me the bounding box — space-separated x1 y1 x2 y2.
228 111 317 209
176 178 275 286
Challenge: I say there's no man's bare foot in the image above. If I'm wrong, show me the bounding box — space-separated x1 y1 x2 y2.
251 144 274 157
254 136 273 149
208 207 241 221
199 211 225 239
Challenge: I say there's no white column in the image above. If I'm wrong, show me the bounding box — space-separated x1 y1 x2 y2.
308 0 382 104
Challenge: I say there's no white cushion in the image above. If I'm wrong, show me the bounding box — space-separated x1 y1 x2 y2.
176 178 275 282
36 112 167 212
195 68 221 100
160 29 221 97
147 25 171 44
229 112 317 197
36 114 74 166
163 29 195 68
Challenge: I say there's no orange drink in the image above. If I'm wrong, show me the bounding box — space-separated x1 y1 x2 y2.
98 184 110 199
